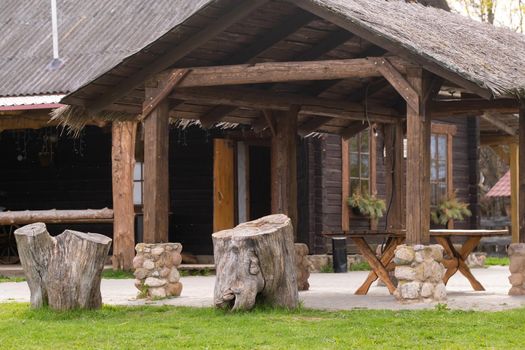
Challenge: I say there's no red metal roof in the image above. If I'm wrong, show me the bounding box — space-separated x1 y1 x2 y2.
486 170 511 197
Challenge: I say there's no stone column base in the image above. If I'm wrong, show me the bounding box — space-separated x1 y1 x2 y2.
133 243 183 299
508 243 525 296
393 244 446 302
295 243 310 291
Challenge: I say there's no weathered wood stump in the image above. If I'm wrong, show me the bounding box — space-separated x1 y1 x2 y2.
15 223 112 310
213 214 298 311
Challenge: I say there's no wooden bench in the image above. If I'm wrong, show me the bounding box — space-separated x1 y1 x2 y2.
323 229 509 295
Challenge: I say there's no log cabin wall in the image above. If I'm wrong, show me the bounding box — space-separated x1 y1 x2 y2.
0 126 113 236
306 116 480 254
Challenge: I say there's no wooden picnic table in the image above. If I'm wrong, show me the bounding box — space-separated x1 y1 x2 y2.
323 229 509 295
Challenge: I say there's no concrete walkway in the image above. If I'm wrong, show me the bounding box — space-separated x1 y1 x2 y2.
1 266 524 311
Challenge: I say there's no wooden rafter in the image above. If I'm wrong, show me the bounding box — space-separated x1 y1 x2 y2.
223 11 315 65
199 30 354 128
86 0 269 114
480 112 516 136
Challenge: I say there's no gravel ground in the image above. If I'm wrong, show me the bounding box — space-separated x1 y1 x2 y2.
1 266 524 311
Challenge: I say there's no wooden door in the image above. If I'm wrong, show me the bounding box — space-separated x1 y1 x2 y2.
213 139 235 232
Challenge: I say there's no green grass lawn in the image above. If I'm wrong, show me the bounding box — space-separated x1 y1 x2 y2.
485 257 510 266
0 303 524 349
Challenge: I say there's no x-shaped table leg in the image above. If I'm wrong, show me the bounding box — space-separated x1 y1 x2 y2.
353 236 404 295
435 236 484 291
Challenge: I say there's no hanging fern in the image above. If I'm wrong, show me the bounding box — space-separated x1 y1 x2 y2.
348 191 386 220
431 195 472 225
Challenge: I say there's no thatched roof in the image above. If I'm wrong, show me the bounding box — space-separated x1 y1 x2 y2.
299 0 525 98
0 0 212 97
45 0 525 134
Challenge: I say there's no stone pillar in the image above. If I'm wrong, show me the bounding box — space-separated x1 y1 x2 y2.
295 243 310 291
508 243 525 295
393 244 446 302
133 243 183 299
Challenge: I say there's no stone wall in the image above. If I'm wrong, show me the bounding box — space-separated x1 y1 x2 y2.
508 243 525 296
393 244 446 302
295 243 310 291
133 243 183 299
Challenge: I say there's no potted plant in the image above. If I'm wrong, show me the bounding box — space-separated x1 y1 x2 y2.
431 194 472 226
347 191 386 220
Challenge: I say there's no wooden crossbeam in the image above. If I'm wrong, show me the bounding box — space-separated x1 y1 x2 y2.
340 121 369 140
298 117 333 136
161 58 404 89
480 135 519 145
86 0 269 114
480 112 516 136
173 86 399 123
374 58 419 111
432 99 520 116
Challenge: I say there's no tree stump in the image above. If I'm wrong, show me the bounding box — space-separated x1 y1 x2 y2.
213 214 298 311
15 223 112 310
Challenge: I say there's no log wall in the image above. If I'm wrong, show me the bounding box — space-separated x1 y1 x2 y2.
305 116 479 254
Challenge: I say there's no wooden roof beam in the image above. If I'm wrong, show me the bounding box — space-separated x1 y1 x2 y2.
431 99 520 116
160 57 405 89
481 135 519 145
340 121 369 140
298 116 333 136
199 29 354 128
84 0 270 115
480 112 516 136
172 86 400 123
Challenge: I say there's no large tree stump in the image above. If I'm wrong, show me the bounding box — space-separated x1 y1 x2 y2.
213 214 298 311
15 223 112 310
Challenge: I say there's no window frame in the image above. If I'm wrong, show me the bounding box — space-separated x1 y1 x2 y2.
430 123 457 228
341 128 377 231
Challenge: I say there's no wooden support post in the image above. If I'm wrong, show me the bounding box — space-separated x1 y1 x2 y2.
143 83 170 243
111 121 137 270
271 107 299 238
510 143 519 243
406 68 431 245
213 139 235 232
384 121 405 231
518 104 525 243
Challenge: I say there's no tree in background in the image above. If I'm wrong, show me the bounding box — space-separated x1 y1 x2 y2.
450 0 525 32
448 0 524 221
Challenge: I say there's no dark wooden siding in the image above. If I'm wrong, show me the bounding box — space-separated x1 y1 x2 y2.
305 117 480 254
0 126 113 236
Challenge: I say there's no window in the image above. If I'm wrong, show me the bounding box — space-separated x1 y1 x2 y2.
133 162 144 206
342 128 377 231
430 134 448 207
429 123 457 208
349 130 370 195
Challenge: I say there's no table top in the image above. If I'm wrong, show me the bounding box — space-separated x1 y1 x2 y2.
323 229 509 238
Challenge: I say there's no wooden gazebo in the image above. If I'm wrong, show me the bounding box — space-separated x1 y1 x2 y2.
53 0 525 269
